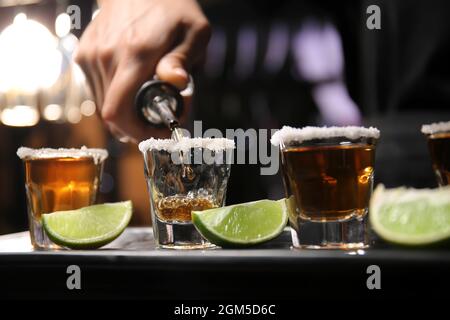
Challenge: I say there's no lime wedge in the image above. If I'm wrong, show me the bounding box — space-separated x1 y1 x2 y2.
370 184 450 246
42 201 132 249
192 199 288 248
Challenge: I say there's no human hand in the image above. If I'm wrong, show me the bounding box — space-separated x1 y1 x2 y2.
75 0 210 143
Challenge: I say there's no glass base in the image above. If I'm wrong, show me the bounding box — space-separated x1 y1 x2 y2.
290 213 369 250
154 219 215 250
30 220 63 250
158 243 217 250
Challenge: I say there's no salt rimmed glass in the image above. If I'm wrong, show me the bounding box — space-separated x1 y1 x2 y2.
17 147 108 249
422 121 450 187
272 126 380 249
422 121 450 186
139 137 234 249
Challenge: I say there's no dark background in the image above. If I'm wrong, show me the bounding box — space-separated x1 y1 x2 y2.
0 0 449 235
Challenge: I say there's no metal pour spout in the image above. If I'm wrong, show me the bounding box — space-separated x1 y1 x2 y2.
135 79 184 128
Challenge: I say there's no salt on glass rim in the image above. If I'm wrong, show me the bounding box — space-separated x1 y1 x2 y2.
270 126 380 146
17 146 109 163
139 137 235 153
421 121 450 135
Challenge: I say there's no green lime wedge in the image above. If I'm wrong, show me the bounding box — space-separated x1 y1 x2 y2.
370 184 450 246
192 199 288 248
42 201 132 249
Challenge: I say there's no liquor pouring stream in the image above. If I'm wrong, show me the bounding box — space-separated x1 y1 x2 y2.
135 77 195 181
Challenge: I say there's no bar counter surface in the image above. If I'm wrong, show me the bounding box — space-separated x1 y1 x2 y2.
1 227 449 300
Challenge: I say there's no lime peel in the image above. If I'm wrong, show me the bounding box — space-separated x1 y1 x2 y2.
42 201 132 249
370 184 450 246
192 199 288 247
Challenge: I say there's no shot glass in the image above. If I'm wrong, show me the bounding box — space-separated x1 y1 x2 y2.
139 137 234 249
17 147 108 249
271 126 380 249
422 121 450 186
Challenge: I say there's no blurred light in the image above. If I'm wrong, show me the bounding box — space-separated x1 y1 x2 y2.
204 28 226 78
0 13 62 92
347 249 366 256
14 12 26 24
1 105 39 126
292 21 344 82
66 106 82 123
235 26 258 80
92 9 99 20
55 13 71 38
291 19 361 126
43 103 63 121
80 100 96 116
312 82 361 126
0 1 41 7
264 23 289 74
60 33 78 53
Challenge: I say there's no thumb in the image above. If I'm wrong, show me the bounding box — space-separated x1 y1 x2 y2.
156 52 190 90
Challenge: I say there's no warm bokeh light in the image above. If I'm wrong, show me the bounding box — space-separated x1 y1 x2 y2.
66 106 82 124
0 13 62 93
55 13 71 38
14 12 27 24
60 33 78 52
43 104 63 121
80 100 96 116
0 105 39 127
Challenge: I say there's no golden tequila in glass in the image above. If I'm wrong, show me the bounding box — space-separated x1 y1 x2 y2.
272 126 379 249
156 195 218 222
422 121 450 186
139 137 234 249
17 147 108 249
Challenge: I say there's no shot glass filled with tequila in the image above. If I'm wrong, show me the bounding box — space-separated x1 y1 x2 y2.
271 126 380 249
422 121 450 186
139 137 234 249
17 147 108 249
